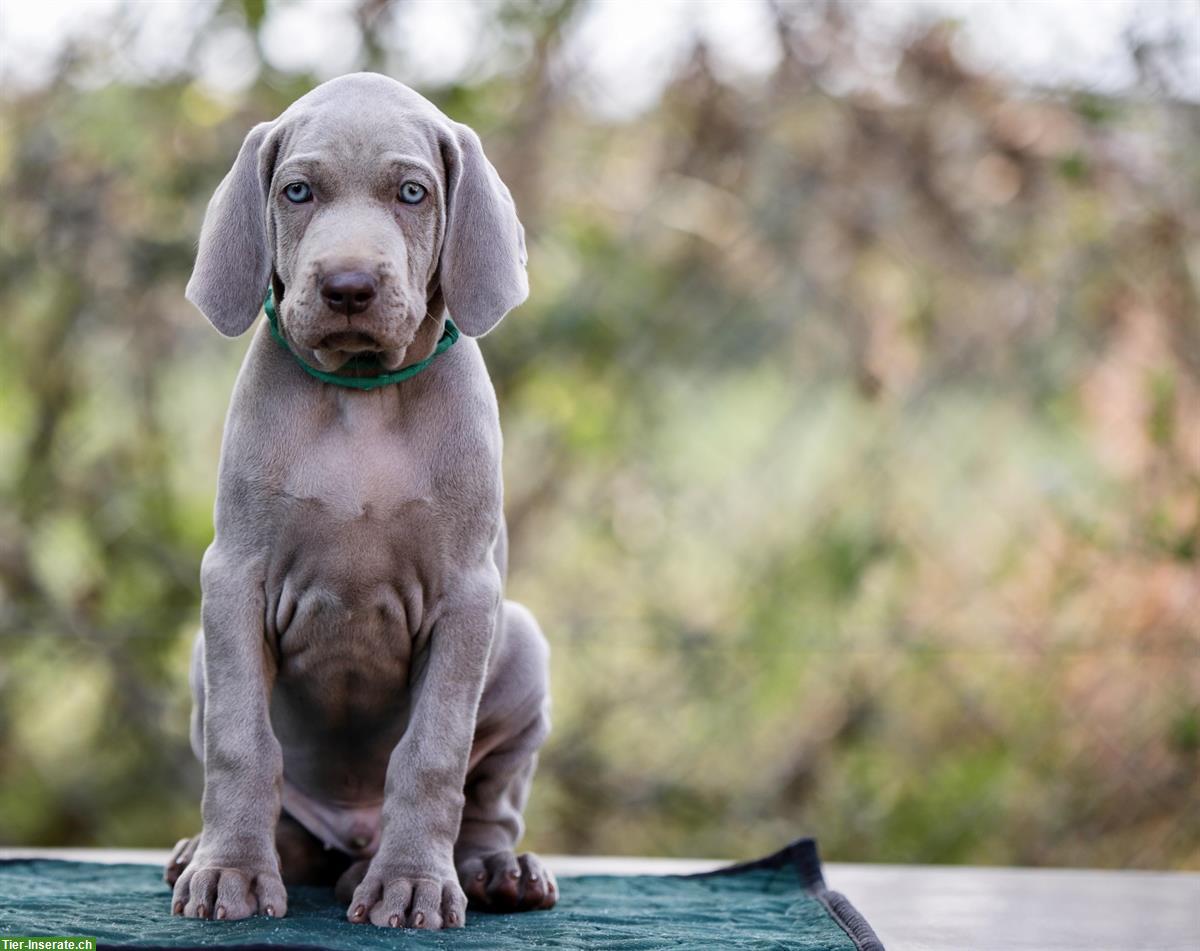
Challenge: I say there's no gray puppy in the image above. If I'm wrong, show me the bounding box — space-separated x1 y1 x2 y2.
165 73 554 931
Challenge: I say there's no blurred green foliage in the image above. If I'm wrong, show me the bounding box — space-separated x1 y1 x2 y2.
1 1 1198 869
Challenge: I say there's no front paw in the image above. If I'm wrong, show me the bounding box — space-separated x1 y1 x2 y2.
171 859 287 921
347 860 467 930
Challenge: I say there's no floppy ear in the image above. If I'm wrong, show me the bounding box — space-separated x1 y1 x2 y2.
186 121 277 337
439 123 528 337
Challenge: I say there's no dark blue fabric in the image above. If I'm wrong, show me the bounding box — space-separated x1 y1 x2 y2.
0 842 875 950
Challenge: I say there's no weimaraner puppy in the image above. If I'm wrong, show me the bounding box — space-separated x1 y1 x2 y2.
165 72 554 930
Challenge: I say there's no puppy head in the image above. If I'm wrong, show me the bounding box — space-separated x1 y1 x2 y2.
186 73 527 370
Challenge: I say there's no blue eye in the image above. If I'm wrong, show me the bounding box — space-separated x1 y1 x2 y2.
284 182 312 203
399 181 426 204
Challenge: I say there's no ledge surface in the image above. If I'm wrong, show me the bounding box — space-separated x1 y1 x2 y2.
2 848 1197 951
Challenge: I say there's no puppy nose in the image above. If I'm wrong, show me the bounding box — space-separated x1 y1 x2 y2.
320 271 377 316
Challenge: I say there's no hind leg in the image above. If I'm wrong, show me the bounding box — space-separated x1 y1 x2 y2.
455 601 556 912
164 630 208 887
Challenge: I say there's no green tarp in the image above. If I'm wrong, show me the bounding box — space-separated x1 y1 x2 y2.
0 839 882 950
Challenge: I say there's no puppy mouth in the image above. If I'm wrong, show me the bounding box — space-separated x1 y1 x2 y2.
317 331 382 353
308 330 411 373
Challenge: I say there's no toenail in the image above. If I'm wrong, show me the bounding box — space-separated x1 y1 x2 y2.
265 905 275 918
508 869 520 880
198 905 209 919
216 905 227 920
413 911 425 927
173 901 183 915
475 871 486 882
448 911 458 925
389 914 399 927
530 872 539 881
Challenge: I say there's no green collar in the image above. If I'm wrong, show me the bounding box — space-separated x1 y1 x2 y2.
264 290 459 390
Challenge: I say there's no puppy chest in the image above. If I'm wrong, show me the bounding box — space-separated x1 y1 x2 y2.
266 498 446 658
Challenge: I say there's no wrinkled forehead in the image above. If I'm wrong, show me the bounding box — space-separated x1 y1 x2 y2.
273 78 450 183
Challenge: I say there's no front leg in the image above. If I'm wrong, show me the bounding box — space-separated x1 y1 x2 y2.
348 568 500 930
172 549 288 921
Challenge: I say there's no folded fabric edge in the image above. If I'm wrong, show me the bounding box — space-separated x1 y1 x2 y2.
687 838 886 951
105 946 326 951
